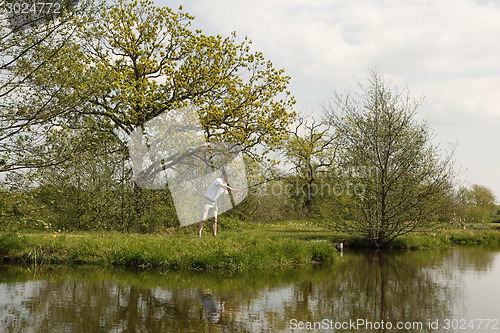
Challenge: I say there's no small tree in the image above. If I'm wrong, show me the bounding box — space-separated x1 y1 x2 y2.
455 184 498 223
282 113 337 216
326 70 455 247
470 184 497 210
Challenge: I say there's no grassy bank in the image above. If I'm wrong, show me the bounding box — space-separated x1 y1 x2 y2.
0 231 338 270
219 219 500 250
389 230 500 250
1 220 499 270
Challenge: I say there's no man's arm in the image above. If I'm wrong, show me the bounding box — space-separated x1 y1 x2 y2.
217 183 241 193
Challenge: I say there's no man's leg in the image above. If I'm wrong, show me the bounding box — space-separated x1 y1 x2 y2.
211 220 217 237
211 205 218 237
198 198 210 237
198 221 204 237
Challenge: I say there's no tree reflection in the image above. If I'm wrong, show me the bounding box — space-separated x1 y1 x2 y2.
0 247 498 332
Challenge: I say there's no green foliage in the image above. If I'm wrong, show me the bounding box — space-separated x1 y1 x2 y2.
391 234 450 250
282 114 337 215
3 0 496 249
326 70 456 247
0 0 97 173
489 214 500 224
0 185 179 233
16 0 295 155
454 184 498 224
310 241 338 262
1 0 298 233
391 230 500 249
228 179 301 222
446 231 499 246
0 233 24 255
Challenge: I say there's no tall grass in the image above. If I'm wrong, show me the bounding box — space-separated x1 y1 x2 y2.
1 221 498 269
0 232 339 270
391 230 500 250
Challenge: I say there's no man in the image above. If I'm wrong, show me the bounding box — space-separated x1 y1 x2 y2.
198 170 240 237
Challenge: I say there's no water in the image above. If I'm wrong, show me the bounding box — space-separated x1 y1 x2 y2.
0 246 499 332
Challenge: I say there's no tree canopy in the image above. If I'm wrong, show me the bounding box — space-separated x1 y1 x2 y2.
0 0 93 174
11 0 295 159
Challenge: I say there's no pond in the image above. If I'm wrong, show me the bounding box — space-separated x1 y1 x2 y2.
0 246 499 332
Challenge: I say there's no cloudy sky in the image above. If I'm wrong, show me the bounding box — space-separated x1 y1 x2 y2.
161 0 500 200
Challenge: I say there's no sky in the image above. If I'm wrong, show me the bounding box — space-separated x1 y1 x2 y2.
159 0 500 201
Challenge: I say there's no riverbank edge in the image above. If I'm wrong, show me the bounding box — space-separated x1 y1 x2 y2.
0 228 498 270
0 232 339 270
329 229 500 250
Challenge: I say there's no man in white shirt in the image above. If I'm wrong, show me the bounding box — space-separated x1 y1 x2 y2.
198 170 240 237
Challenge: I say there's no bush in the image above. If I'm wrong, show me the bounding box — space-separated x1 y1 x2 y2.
0 233 24 255
448 231 499 246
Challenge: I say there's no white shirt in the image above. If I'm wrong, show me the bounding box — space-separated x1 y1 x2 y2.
204 178 227 201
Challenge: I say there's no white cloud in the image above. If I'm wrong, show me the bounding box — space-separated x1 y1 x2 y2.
158 0 500 197
178 0 500 96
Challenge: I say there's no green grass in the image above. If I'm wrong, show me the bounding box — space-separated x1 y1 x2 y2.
488 214 500 224
388 234 448 250
0 229 339 270
1 219 499 270
389 230 500 250
444 230 500 246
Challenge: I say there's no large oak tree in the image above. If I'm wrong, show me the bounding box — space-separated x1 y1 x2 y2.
14 0 295 167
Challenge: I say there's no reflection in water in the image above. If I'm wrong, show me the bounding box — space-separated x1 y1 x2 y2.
0 247 499 332
201 290 226 324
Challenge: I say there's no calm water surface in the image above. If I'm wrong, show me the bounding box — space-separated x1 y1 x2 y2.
0 246 499 332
